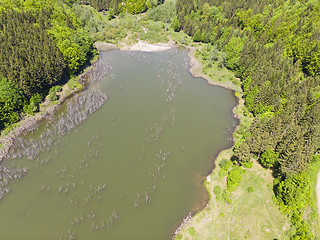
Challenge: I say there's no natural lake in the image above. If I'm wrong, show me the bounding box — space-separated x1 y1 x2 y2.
0 48 237 239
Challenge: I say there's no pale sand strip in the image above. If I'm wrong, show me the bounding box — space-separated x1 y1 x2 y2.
121 40 172 52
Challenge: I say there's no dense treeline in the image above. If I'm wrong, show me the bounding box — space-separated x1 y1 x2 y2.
0 0 95 130
86 0 164 13
176 0 320 238
0 9 67 98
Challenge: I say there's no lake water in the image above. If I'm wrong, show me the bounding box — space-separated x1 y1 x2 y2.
0 48 237 240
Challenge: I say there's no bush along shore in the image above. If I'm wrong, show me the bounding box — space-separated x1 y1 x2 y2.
173 41 291 240
172 0 320 239
0 56 113 200
2 0 319 238
0 0 170 203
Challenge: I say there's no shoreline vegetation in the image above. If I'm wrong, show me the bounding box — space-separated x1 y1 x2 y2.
0 55 99 162
173 43 291 240
1 0 320 239
92 37 290 239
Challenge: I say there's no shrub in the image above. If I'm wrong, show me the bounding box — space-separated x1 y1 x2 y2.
214 186 223 201
193 29 201 42
222 189 232 204
275 172 310 211
260 149 278 168
218 158 232 171
227 169 242 192
23 93 42 115
188 227 196 236
175 234 182 240
171 17 181 32
219 168 228 178
48 85 63 102
243 161 253 168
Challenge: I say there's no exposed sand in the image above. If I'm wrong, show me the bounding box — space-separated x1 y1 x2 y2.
121 40 172 52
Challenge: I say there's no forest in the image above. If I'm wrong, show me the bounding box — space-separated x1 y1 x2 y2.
84 0 164 13
175 0 320 238
0 0 97 130
0 0 166 131
1 0 320 238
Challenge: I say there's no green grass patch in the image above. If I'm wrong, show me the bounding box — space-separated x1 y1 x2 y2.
175 234 182 240
188 227 196 237
177 156 289 240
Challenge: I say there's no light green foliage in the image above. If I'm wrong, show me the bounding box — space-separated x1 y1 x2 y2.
213 185 223 201
86 0 159 13
275 172 310 211
247 186 255 192
227 168 242 192
260 149 278 168
0 77 25 129
236 9 262 33
124 0 147 14
274 171 315 239
219 168 228 178
171 17 181 32
0 0 96 131
188 227 196 236
214 185 222 195
175 234 182 240
147 0 176 23
139 20 168 43
23 93 42 115
224 37 244 71
48 25 94 74
193 29 201 42
201 44 226 69
108 7 115 20
48 85 62 102
222 189 232 204
67 78 82 92
218 158 232 171
243 161 253 169
72 4 106 38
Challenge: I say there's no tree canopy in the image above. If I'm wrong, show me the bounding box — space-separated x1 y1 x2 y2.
176 0 320 237
0 0 95 129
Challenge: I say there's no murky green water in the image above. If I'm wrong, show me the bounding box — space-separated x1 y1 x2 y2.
0 48 237 239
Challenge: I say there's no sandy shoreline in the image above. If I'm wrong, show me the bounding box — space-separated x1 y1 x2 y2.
121 40 173 52
96 40 175 53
